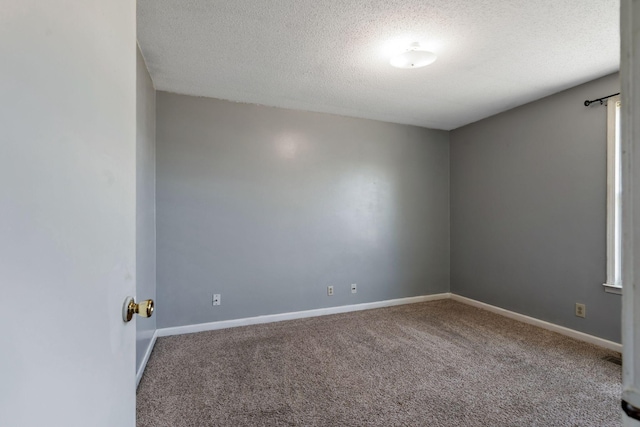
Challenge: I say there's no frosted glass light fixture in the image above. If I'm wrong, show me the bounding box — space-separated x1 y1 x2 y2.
390 42 437 69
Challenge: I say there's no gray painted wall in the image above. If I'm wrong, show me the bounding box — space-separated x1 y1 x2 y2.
450 73 621 343
136 47 157 371
156 92 450 329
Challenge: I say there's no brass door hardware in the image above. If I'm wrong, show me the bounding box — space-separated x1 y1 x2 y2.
122 297 154 322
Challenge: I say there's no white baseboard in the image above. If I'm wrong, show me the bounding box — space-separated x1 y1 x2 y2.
136 330 158 388
138 292 621 383
156 293 451 338
450 294 622 353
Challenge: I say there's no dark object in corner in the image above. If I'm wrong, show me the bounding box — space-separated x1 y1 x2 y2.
602 355 622 366
584 92 620 106
622 400 640 421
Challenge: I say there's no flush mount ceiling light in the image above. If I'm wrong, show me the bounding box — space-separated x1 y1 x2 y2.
389 42 437 69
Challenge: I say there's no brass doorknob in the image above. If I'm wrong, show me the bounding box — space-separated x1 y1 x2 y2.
122 297 154 322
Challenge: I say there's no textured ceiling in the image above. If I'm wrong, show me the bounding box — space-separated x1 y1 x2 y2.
137 0 619 130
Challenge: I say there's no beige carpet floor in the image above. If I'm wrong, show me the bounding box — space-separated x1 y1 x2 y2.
137 300 621 426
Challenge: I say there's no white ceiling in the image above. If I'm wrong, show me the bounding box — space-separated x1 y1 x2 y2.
137 0 620 130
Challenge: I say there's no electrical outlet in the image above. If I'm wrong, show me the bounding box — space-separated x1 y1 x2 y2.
575 303 586 318
213 294 221 306
327 286 334 296
351 283 357 294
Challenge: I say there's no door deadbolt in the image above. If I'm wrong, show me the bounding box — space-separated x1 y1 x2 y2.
123 297 154 322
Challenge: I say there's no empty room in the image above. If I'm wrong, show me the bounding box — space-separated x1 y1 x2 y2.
4 1 640 426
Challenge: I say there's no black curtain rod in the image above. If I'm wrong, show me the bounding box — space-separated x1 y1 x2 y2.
584 92 620 106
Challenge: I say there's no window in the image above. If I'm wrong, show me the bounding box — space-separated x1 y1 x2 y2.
604 95 622 294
